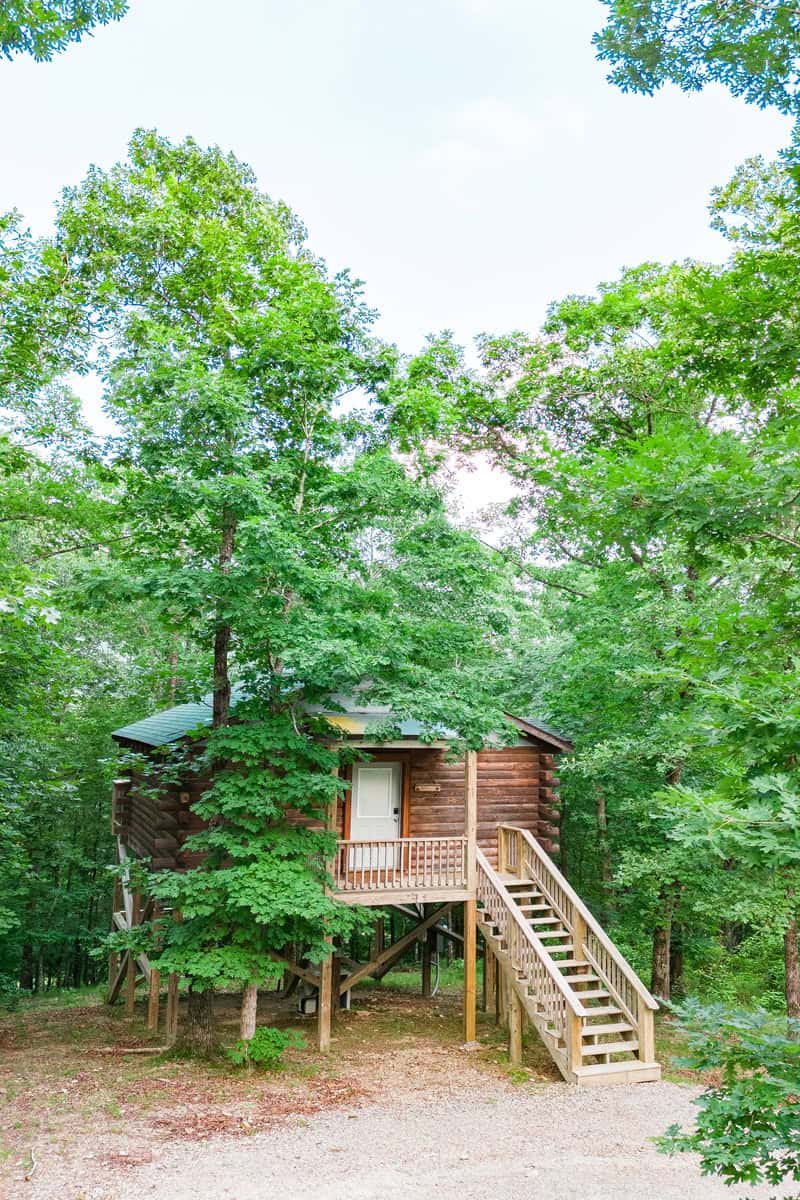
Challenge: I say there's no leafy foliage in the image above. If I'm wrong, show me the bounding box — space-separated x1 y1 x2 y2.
658 1002 800 1190
226 1026 305 1070
594 1 800 118
0 1 128 61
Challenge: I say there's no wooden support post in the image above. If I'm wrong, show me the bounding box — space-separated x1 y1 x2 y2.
508 989 523 1066
331 953 342 1018
317 944 333 1052
147 968 161 1032
165 973 179 1043
124 888 141 1018
421 905 433 997
568 1010 583 1077
464 750 477 893
497 967 509 1026
484 943 497 1015
637 1007 656 1063
463 898 477 1043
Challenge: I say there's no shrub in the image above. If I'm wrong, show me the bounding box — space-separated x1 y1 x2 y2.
226 1026 305 1070
657 1001 800 1192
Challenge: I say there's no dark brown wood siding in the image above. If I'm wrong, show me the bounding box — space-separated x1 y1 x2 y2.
115 740 561 872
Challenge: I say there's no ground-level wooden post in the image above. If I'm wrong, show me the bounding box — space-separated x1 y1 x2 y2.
147 969 161 1032
508 989 523 1065
463 899 477 1043
498 967 508 1026
317 946 333 1052
421 905 434 997
124 888 140 1018
165 973 179 1043
484 942 496 1015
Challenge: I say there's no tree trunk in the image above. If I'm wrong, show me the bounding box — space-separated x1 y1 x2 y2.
240 982 258 1043
181 987 216 1058
651 919 671 1002
785 908 800 1031
669 922 684 999
212 507 236 729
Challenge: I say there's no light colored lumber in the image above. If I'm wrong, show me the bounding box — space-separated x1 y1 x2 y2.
463 898 477 1042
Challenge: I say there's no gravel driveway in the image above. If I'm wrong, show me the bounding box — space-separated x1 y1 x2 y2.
89 1079 786 1200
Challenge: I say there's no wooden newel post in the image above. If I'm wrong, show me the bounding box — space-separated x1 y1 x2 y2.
568 1009 583 1076
637 1005 656 1064
484 943 497 1015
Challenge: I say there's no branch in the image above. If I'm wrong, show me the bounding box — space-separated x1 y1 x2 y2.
477 538 589 598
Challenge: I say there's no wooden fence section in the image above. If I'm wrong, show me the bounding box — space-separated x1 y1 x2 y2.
332 836 468 899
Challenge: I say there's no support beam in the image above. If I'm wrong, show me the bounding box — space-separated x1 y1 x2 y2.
509 990 523 1066
463 898 477 1043
341 903 454 995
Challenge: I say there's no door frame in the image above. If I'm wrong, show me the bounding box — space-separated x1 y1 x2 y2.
343 751 411 840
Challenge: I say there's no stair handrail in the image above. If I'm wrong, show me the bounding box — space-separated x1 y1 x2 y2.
500 825 659 1015
476 847 587 1020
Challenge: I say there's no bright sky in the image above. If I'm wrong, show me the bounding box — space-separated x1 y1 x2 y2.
0 0 792 450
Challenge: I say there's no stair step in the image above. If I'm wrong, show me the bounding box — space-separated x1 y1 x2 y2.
565 973 601 985
582 1022 634 1037
576 989 611 1000
572 1061 661 1087
526 916 561 925
582 1040 639 1056
517 903 551 912
546 945 575 955
508 889 542 898
535 929 570 939
553 957 585 968
581 1005 622 1017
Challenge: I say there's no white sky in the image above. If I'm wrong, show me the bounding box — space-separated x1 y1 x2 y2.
0 0 792 469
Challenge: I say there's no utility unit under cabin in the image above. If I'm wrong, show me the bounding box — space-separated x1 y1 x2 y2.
109 696 661 1086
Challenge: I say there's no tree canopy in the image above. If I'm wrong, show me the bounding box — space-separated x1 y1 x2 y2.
0 1 128 60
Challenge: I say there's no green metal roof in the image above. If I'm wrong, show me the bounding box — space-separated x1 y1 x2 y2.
111 700 214 747
112 692 573 751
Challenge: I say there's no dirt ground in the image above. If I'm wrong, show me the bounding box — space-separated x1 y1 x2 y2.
0 980 786 1200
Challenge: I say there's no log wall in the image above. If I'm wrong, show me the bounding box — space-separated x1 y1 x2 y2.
114 741 561 870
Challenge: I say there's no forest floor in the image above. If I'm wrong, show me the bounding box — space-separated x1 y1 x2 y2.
0 973 784 1200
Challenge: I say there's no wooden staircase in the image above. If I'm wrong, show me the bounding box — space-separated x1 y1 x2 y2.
477 826 661 1086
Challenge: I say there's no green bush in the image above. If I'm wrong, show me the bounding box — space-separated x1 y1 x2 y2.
658 1001 800 1192
0 975 19 1012
226 1026 305 1070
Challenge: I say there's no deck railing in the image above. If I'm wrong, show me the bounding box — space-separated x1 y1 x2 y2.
498 824 658 1063
332 836 468 893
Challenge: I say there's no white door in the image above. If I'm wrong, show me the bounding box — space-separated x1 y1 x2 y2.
349 762 402 869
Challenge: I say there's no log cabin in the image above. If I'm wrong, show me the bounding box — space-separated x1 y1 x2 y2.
108 694 660 1086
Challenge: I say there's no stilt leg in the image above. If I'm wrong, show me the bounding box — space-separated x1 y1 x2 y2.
318 943 333 1052
147 968 161 1032
463 899 477 1043
484 943 497 1015
509 989 523 1065
165 973 179 1043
